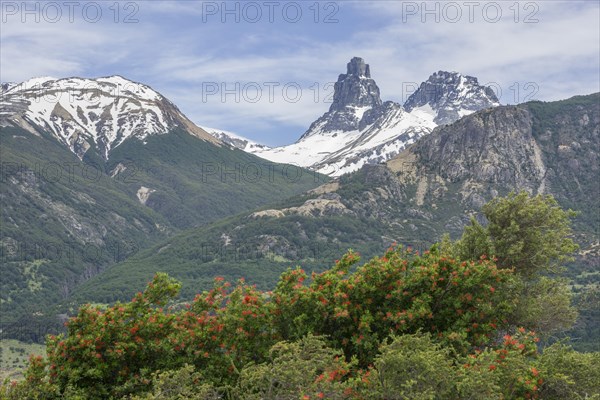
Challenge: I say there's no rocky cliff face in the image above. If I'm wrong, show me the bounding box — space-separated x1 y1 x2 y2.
410 106 546 198
385 94 599 229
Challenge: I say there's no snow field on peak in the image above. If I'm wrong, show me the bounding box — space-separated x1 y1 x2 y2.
3 76 176 159
253 105 436 176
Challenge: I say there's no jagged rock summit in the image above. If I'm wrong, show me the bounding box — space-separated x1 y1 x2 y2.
404 70 500 125
330 57 381 111
299 57 383 138
254 57 500 176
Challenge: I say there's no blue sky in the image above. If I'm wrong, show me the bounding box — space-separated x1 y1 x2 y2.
1 1 599 146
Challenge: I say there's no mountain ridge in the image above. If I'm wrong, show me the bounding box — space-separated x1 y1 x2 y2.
0 75 219 160
252 57 500 176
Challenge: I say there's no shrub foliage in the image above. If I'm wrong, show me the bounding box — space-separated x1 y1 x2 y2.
2 193 597 399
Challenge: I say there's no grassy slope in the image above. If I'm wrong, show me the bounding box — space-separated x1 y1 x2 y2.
106 128 329 228
1 126 171 340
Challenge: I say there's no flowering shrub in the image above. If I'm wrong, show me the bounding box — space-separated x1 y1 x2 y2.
272 246 518 364
1 247 597 399
458 328 542 399
236 335 365 400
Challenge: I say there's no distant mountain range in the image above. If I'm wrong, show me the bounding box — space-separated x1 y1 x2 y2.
211 57 499 176
1 59 500 177
199 126 270 152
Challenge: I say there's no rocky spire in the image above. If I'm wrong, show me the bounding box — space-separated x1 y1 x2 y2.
329 57 382 112
298 57 385 138
346 57 370 77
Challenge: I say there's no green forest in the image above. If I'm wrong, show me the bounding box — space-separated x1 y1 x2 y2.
2 193 598 399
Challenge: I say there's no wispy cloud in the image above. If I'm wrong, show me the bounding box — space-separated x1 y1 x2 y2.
1 0 598 145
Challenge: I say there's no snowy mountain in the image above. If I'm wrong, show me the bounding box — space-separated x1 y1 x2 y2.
253 57 500 176
201 126 270 152
0 66 500 175
404 70 500 125
0 76 218 159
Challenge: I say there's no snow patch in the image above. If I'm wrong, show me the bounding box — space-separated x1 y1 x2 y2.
201 126 270 152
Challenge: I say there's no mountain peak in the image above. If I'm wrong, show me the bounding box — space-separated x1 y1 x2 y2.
403 70 500 125
1 82 18 93
260 63 504 176
330 57 382 113
346 57 371 78
1 75 218 159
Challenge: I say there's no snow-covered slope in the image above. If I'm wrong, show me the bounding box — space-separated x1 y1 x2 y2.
257 102 434 175
404 70 500 125
253 58 500 176
201 126 270 152
0 76 218 159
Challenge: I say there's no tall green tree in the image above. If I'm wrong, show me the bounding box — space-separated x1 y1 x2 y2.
456 192 580 336
482 191 578 278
